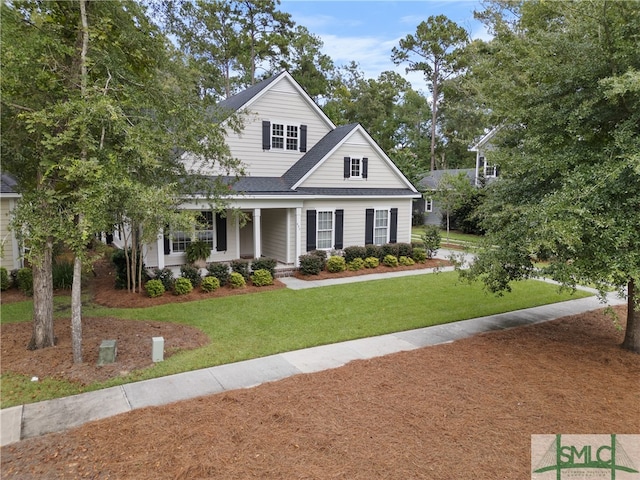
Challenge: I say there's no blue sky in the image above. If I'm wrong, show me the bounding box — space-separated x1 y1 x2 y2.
280 0 488 93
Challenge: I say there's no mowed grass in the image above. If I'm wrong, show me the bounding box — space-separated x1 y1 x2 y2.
0 271 592 407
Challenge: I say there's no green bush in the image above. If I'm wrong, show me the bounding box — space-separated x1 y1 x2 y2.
17 268 33 296
347 258 365 271
180 264 202 287
412 247 427 263
231 259 250 280
52 260 74 290
309 249 328 269
383 254 399 267
397 243 413 258
207 262 230 286
251 269 273 287
1 267 10 291
251 257 277 277
382 243 399 259
365 244 383 260
399 255 415 266
145 279 165 298
185 240 211 264
326 255 346 273
421 225 441 259
343 246 367 263
364 257 379 268
174 277 193 295
152 267 175 291
201 276 220 293
229 271 246 288
298 254 324 275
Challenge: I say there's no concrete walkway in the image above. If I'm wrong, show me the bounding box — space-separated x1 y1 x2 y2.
0 253 624 446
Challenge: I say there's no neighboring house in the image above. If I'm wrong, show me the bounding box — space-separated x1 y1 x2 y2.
415 127 500 226
144 71 421 271
0 173 23 270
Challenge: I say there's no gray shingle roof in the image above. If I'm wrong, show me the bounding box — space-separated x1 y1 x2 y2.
417 168 475 190
1 173 17 194
282 123 358 187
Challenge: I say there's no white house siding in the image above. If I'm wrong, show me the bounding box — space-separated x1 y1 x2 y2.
0 198 20 270
301 198 413 254
260 208 288 262
300 131 408 190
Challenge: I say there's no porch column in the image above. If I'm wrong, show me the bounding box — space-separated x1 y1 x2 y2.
156 231 165 269
295 207 302 267
253 208 262 259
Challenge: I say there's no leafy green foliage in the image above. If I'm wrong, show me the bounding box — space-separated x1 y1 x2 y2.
250 269 273 287
230 259 250 280
52 261 74 290
383 255 399 267
364 257 380 269
145 279 165 298
173 278 193 296
17 268 33 296
399 256 416 266
228 272 246 289
185 240 211 264
180 265 202 288
251 257 277 277
326 256 346 273
421 226 441 259
201 276 220 293
365 244 383 261
412 248 427 263
298 254 324 276
347 258 365 271
207 262 230 287
152 268 175 292
1 267 10 291
111 249 147 290
308 250 328 269
343 246 367 263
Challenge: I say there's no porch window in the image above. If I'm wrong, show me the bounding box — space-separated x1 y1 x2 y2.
374 209 389 245
317 211 333 250
171 211 214 253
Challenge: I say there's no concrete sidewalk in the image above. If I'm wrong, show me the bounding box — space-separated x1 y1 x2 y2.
0 255 624 447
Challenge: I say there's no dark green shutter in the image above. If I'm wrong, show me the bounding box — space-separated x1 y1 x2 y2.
365 208 374 245
216 213 227 251
306 210 316 251
334 209 344 249
262 121 271 150
163 227 171 255
344 157 351 178
362 158 368 179
300 125 307 152
390 208 398 243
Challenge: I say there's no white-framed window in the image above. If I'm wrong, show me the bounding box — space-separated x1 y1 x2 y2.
374 209 389 245
317 210 334 250
350 158 361 178
272 123 299 151
171 211 214 253
425 197 433 212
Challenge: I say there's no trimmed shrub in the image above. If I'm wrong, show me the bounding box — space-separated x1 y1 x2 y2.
17 268 33 296
309 249 328 269
52 260 74 290
229 271 246 288
397 243 413 258
251 269 273 287
201 276 220 293
298 254 324 275
326 255 346 273
185 239 211 264
364 257 379 268
382 243 399 259
421 225 441 259
399 255 415 266
207 262 230 286
152 267 175 291
347 258 365 271
412 247 427 263
365 244 383 260
343 246 367 263
180 264 202 287
145 279 165 298
1 267 11 291
383 254 399 267
231 259 250 280
174 277 193 295
251 257 277 277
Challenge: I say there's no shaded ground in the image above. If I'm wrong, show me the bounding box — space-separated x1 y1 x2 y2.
1 305 638 479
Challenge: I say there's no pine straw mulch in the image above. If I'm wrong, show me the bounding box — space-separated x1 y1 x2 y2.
1 304 639 479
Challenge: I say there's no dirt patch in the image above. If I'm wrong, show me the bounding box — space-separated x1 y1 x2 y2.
2 306 638 479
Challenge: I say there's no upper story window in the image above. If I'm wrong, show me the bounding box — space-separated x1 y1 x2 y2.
343 156 368 179
262 121 307 152
351 158 361 178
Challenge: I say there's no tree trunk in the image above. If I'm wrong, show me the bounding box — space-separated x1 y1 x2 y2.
622 278 639 353
430 65 439 172
71 254 83 363
28 238 55 350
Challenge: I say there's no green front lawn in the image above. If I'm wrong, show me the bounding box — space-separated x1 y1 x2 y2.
0 271 592 408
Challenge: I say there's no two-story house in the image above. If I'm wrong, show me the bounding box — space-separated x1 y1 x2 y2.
141 71 421 271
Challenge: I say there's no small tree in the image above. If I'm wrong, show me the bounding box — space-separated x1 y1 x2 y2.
434 172 475 242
